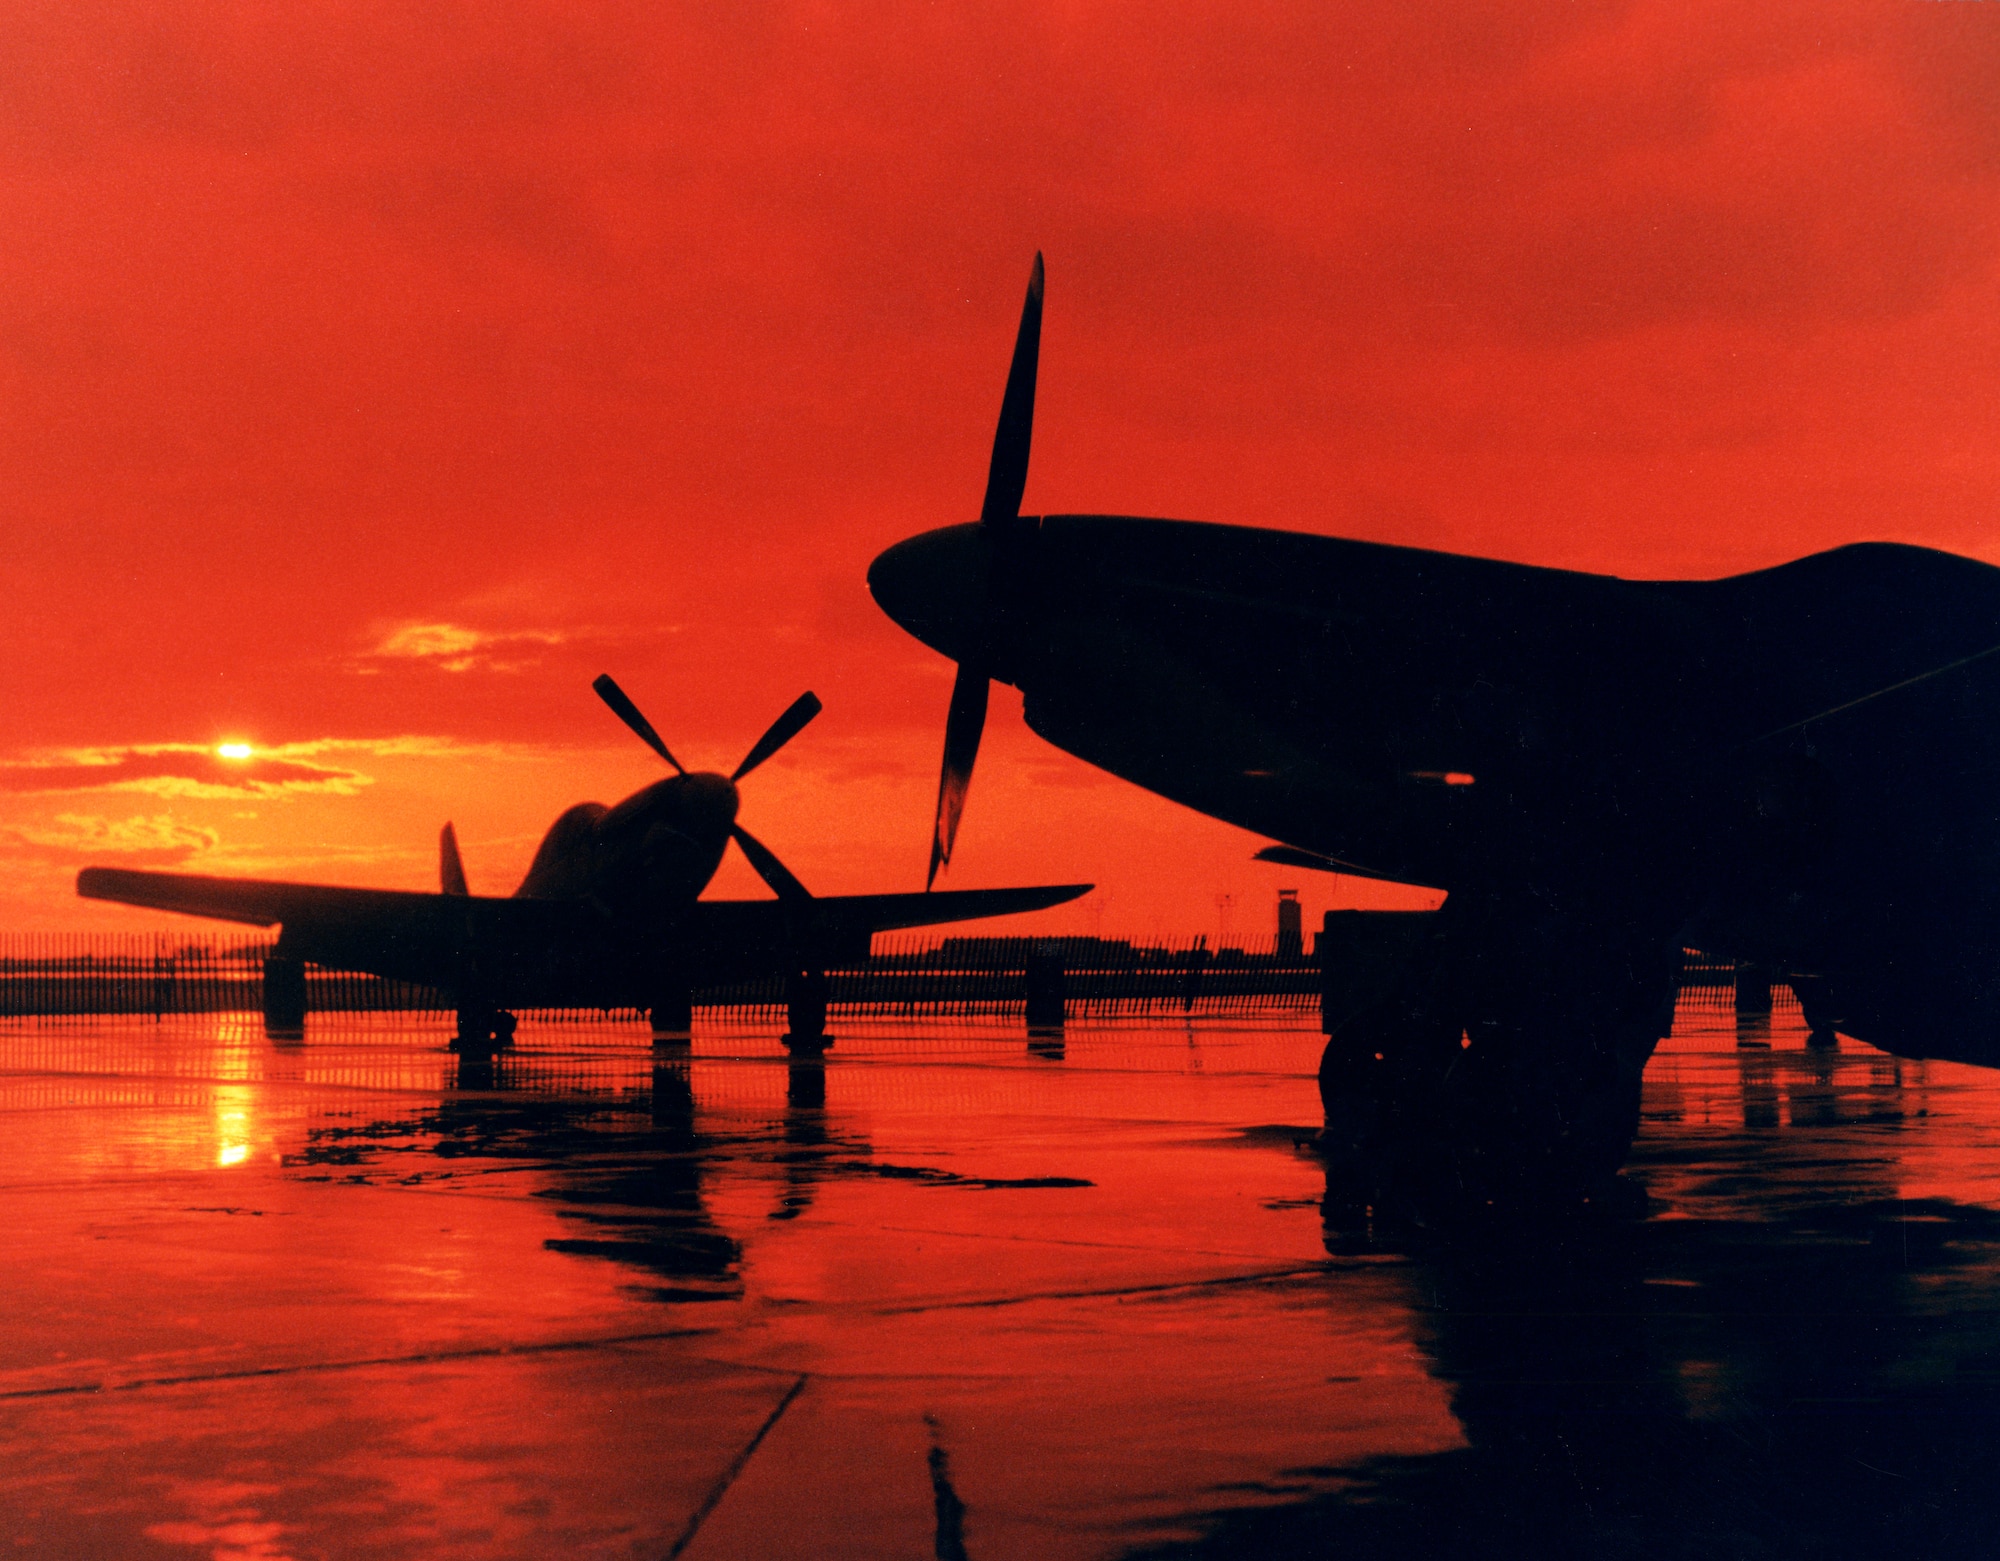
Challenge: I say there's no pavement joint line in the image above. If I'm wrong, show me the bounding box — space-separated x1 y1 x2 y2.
862 1262 1335 1316
664 1373 808 1560
684 1355 1018 1384
857 1220 1323 1261
0 1324 726 1402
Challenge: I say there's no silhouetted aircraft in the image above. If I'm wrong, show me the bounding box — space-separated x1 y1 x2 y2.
78 676 1088 1049
868 254 2000 1203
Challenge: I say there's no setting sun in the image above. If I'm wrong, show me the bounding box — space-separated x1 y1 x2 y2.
216 743 253 761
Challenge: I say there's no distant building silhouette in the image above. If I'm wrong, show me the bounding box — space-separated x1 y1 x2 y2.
1277 889 1303 957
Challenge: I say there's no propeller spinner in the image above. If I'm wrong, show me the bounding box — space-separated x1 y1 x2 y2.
592 674 820 903
924 252 1045 889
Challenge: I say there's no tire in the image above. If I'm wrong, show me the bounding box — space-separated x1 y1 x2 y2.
1317 894 1677 1211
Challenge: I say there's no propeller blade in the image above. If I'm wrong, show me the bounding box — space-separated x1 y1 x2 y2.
978 252 1043 530
731 691 823 782
925 254 1042 890
927 661 989 890
592 674 685 773
440 822 468 897
731 824 812 904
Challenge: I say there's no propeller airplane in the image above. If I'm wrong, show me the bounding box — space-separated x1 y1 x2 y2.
79 675 1089 1050
868 254 2000 1205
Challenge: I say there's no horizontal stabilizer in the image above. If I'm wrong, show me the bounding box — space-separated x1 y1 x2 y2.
682 883 1092 972
808 882 1092 936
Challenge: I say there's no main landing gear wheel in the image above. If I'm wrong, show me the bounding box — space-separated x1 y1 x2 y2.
451 1007 517 1054
649 983 694 1046
1317 897 1680 1214
783 967 830 1056
261 954 307 1039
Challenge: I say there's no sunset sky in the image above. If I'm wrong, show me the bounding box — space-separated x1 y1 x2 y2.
4 1 1997 938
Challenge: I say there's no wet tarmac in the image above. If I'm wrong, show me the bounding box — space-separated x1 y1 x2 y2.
4 998 2000 1559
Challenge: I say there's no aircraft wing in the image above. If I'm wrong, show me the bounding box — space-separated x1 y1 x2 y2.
683 884 1093 971
79 867 1089 996
78 867 438 929
75 866 589 990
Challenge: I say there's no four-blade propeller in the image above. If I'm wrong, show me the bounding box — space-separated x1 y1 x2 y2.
593 673 819 904
927 251 1044 889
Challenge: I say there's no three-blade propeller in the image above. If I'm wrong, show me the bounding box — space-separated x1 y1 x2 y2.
928 251 1044 889
593 674 819 904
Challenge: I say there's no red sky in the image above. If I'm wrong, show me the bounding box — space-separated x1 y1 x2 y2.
3 1 1997 938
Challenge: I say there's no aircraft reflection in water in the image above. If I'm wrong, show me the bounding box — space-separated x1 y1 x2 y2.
441 1059 845 1300
869 253 2000 1207
297 1053 853 1303
1267 1048 1992 1561
1273 1220 2000 1556
275 1021 2000 1559
78 676 1087 1050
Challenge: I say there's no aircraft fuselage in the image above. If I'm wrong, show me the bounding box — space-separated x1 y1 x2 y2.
871 514 2000 1065
514 771 741 927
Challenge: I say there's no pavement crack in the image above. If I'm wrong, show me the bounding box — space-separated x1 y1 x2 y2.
664 1373 808 1559
0 1326 722 1401
867 1262 1333 1316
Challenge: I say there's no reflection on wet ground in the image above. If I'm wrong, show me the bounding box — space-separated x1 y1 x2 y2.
3 1002 2000 1557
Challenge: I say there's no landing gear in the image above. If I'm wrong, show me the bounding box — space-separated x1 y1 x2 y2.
1317 896 1680 1212
1025 947 1067 1032
1788 973 1841 1050
784 966 829 1055
649 982 694 1046
262 955 307 1039
451 1006 516 1054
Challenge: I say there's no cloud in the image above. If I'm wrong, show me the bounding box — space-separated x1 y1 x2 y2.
3 0 1998 931
0 746 368 799
5 813 220 863
283 734 544 760
361 621 568 674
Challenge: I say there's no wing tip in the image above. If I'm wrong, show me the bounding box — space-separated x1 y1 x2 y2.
76 866 134 900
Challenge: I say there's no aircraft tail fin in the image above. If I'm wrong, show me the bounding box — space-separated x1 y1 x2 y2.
440 823 469 896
